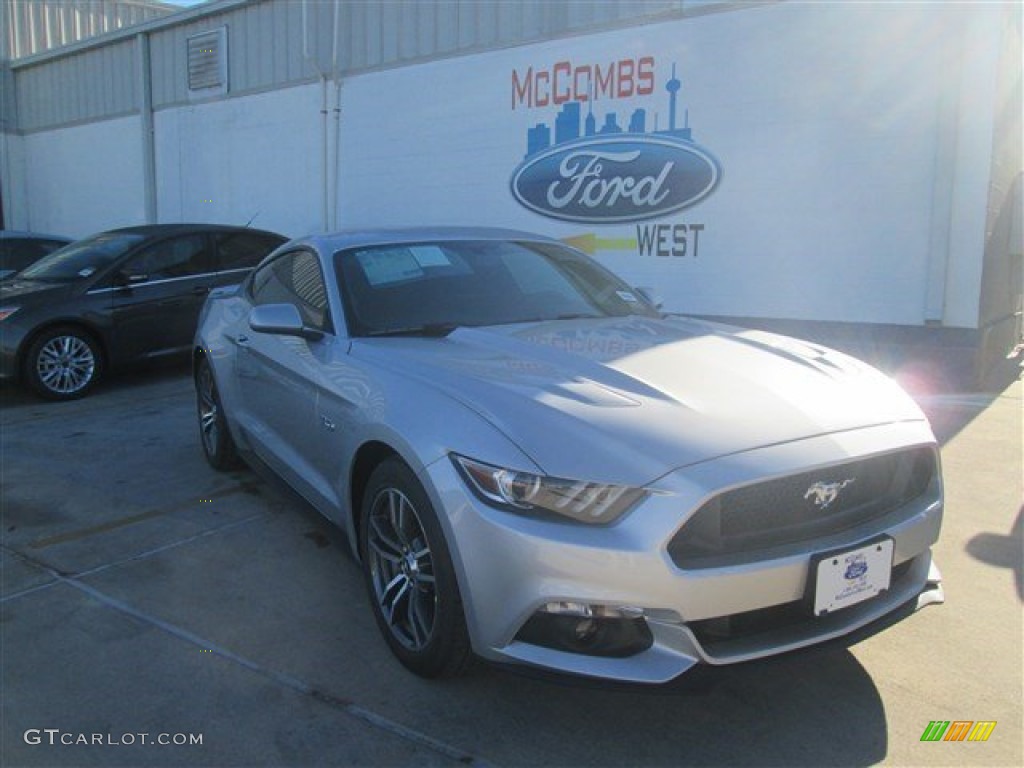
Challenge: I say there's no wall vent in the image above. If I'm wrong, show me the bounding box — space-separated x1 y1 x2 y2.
187 27 228 97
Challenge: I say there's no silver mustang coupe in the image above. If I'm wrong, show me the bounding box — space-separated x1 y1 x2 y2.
194 227 944 682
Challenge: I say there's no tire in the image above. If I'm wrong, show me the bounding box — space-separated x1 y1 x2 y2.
196 356 243 471
360 458 472 678
23 326 102 401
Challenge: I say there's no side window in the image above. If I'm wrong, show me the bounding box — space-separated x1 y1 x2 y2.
216 231 283 272
1 240 58 271
122 235 214 281
250 250 331 332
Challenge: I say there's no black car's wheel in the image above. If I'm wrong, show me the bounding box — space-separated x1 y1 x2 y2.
23 326 102 401
196 356 242 471
360 458 472 678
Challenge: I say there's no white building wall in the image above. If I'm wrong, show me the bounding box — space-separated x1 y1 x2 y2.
336 1 1001 328
154 82 321 238
4 1 1010 332
22 114 143 237
940 9 1003 329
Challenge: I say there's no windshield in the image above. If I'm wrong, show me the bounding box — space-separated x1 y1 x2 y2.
336 240 660 337
18 233 145 282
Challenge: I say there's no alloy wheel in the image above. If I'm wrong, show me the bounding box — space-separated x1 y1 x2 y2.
366 488 438 651
197 364 220 457
35 334 96 396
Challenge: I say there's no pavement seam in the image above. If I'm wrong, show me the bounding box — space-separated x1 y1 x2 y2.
73 512 269 579
0 513 266 603
0 545 63 602
15 559 494 767
0 575 59 603
26 479 266 550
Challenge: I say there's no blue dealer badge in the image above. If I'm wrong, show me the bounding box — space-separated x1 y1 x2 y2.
509 61 721 224
844 557 869 581
511 136 719 223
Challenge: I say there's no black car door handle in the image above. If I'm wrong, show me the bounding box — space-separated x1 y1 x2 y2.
192 286 210 296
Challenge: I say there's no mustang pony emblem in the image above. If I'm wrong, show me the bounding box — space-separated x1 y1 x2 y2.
804 479 855 509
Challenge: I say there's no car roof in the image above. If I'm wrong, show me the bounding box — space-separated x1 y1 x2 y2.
294 226 562 253
103 223 285 239
0 230 72 242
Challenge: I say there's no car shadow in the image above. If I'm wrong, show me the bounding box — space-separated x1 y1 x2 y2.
966 504 1024 602
441 641 888 766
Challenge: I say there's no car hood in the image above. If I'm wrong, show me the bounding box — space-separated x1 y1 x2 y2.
0 278 76 304
352 316 928 485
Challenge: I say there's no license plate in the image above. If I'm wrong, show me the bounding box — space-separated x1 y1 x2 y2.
812 539 894 616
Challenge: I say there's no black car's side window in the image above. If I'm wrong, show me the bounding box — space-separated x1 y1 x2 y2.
122 235 214 281
216 232 283 272
250 250 331 332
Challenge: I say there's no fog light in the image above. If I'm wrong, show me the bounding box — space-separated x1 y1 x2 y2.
573 618 598 643
515 604 653 658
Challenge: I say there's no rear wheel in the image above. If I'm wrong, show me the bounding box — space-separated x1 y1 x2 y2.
23 326 102 401
196 356 242 471
360 458 471 678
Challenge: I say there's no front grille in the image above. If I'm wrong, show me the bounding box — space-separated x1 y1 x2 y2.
669 446 936 568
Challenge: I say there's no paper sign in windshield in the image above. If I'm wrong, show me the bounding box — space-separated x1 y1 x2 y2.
357 249 424 286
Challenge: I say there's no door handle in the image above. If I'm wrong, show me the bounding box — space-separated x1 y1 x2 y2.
192 286 211 296
235 334 249 346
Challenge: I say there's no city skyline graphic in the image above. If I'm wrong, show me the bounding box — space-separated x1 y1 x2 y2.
525 63 695 158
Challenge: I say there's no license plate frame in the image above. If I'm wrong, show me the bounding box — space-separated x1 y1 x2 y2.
810 537 894 616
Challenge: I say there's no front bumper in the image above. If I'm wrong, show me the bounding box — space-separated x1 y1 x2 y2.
423 420 944 684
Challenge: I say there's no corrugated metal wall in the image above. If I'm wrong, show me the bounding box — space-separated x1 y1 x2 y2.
16 38 137 128
149 0 308 107
2 0 174 60
11 0 752 132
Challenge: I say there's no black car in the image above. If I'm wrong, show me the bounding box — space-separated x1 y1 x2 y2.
0 224 286 400
0 231 73 279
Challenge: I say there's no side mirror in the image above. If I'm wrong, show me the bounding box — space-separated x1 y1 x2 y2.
249 304 323 341
635 286 664 310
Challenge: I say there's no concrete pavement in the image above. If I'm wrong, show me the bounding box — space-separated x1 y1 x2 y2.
1 361 1020 767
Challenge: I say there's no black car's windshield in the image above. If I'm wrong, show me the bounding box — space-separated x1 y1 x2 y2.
336 240 660 337
18 233 145 282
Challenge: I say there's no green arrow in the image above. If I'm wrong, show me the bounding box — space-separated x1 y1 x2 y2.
562 233 637 255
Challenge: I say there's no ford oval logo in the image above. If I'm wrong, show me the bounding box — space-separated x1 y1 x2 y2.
510 135 720 223
844 558 868 580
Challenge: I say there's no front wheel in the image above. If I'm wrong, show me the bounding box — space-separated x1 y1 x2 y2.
360 458 472 678
23 326 102 400
196 356 242 471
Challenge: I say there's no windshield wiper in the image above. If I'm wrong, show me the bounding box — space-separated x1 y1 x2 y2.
500 313 604 325
365 323 460 338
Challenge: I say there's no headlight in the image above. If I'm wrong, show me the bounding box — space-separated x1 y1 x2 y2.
0 307 19 322
452 455 646 525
